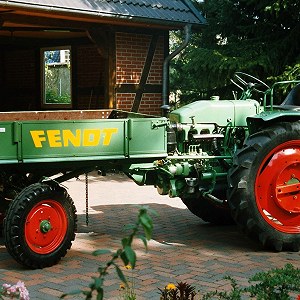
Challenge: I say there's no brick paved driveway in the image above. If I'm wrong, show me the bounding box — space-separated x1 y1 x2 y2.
0 172 300 299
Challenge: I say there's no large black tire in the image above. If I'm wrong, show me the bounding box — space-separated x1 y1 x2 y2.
228 122 300 251
0 196 10 236
181 184 234 225
4 182 77 268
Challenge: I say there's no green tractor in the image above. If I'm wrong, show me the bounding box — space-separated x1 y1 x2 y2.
1 71 300 269
135 71 300 252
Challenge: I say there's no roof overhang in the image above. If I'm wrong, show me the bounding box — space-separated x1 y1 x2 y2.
0 0 206 29
0 0 206 42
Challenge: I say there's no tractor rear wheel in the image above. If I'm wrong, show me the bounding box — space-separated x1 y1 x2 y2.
0 196 10 235
4 182 77 268
228 122 300 251
181 184 234 225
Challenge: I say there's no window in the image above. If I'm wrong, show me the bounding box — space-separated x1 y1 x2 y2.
41 46 72 108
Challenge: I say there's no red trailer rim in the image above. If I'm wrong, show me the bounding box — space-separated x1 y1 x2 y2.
255 140 300 233
25 200 68 254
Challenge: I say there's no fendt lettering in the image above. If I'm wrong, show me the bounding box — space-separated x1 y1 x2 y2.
30 128 118 148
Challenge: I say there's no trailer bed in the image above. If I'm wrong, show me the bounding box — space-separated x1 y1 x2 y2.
0 110 168 168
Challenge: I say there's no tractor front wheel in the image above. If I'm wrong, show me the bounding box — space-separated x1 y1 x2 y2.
228 122 300 251
4 182 77 268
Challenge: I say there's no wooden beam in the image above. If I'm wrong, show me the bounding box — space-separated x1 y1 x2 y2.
0 13 94 29
131 34 159 112
116 84 162 93
0 36 91 47
107 30 116 109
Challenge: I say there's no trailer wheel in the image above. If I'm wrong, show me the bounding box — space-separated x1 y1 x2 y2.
228 122 300 251
181 187 234 225
4 182 77 268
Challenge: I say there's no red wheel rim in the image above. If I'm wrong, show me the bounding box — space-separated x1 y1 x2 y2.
25 200 68 254
255 140 300 233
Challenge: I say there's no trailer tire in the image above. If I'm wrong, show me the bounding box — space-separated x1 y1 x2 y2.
181 189 234 225
228 122 300 251
4 182 77 268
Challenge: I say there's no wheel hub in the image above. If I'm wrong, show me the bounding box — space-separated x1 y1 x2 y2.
275 177 300 213
40 219 52 233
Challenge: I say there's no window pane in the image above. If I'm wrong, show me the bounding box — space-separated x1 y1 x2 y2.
43 48 71 105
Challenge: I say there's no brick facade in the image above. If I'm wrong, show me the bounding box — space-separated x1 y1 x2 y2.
115 32 164 115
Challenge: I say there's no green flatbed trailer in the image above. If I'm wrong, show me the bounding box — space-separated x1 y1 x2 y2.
0 109 168 268
0 110 168 171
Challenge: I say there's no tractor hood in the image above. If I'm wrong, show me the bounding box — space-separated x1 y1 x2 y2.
169 99 260 126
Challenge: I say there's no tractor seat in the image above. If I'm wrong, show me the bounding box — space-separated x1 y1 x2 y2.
269 83 300 111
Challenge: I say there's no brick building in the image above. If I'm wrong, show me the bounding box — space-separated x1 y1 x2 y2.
0 0 205 115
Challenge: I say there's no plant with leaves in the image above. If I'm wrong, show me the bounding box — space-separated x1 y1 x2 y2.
159 282 197 300
202 264 300 299
170 0 300 104
246 263 300 299
119 264 136 300
61 206 155 300
201 277 243 300
158 264 300 300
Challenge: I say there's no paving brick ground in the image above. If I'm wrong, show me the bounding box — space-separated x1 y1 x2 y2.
1 172 300 299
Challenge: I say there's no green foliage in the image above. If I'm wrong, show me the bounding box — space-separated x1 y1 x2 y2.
46 90 71 104
247 263 300 299
171 0 300 104
158 264 300 300
119 265 136 300
61 206 155 300
201 277 244 300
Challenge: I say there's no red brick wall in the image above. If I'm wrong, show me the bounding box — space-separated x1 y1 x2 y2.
116 93 162 115
139 94 163 115
115 32 164 115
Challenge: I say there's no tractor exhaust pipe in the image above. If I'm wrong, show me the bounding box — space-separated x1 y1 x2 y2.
162 24 192 116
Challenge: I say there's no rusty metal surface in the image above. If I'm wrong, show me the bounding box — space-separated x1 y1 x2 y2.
0 109 112 121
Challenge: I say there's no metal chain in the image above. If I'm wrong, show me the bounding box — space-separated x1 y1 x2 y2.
85 173 89 226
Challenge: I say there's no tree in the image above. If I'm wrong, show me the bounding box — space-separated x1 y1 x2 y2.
171 0 300 104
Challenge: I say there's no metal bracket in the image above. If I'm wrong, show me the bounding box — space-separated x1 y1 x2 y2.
151 119 169 129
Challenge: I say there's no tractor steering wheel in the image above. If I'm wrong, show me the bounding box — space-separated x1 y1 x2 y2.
231 72 270 94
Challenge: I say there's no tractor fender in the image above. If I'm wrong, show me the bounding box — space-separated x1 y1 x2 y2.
247 110 300 135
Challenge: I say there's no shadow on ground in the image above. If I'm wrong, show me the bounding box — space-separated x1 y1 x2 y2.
77 202 260 252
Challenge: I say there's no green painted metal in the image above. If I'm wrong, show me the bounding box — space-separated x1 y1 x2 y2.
40 220 51 233
0 116 168 167
0 122 18 163
169 99 260 126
